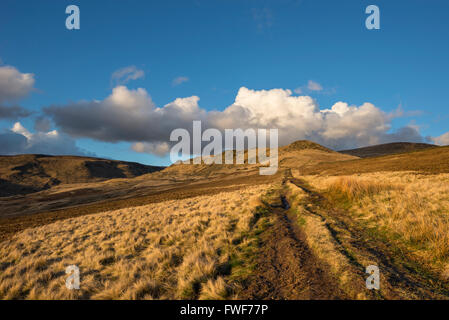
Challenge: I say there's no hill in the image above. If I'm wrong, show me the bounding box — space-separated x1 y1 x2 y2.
0 154 164 197
1 140 449 300
299 145 449 175
163 140 357 177
280 140 333 153
339 142 436 158
0 140 353 220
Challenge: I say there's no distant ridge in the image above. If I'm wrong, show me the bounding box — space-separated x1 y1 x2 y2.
300 145 449 175
0 154 165 197
339 142 436 158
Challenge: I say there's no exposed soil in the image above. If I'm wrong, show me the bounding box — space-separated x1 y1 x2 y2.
240 169 449 300
241 192 347 299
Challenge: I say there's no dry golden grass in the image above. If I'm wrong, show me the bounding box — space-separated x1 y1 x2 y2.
303 172 449 279
0 185 269 300
340 142 436 158
298 146 449 175
326 176 401 200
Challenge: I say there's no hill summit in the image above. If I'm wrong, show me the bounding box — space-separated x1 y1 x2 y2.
280 140 333 153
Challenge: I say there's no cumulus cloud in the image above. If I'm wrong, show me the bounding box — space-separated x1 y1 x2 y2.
0 66 35 102
111 66 144 86
172 76 189 86
45 86 205 143
0 122 89 156
209 87 415 150
132 142 170 156
431 131 449 146
0 65 34 119
44 85 434 156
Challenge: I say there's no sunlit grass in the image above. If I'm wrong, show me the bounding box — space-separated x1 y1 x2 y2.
304 172 449 279
0 184 270 300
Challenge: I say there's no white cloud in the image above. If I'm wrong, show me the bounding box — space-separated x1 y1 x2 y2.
0 65 34 119
12 122 33 139
44 86 204 143
44 85 432 155
105 85 152 110
209 87 401 149
172 76 189 86
431 131 449 146
132 142 170 156
0 66 35 103
111 66 144 86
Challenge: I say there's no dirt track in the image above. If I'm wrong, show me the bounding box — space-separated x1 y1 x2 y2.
241 192 346 299
2 166 449 299
240 172 449 300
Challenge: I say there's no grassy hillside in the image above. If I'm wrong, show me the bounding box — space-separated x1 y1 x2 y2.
164 140 358 177
339 142 436 158
1 139 449 300
0 185 269 299
0 154 164 197
299 145 449 175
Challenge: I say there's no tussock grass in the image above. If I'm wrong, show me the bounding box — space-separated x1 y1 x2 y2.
326 176 400 201
304 172 449 279
0 185 269 300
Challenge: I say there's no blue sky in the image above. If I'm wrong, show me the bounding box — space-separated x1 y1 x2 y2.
0 0 448 166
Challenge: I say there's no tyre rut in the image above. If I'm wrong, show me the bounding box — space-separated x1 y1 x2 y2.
241 191 347 299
